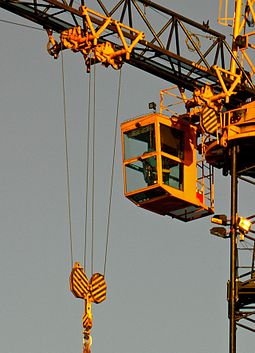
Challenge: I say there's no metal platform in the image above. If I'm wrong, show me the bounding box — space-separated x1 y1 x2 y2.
205 135 255 178
205 102 255 178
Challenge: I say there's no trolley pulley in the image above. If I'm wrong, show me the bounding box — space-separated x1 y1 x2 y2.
46 6 144 72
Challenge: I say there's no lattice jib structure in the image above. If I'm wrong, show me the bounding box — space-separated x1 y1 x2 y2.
1 0 255 107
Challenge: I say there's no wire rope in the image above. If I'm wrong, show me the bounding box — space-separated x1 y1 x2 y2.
59 51 121 277
84 60 92 271
3 0 121 277
103 68 122 278
91 63 97 276
61 49 74 269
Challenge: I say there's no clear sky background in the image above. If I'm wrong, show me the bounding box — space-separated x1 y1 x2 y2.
0 1 255 353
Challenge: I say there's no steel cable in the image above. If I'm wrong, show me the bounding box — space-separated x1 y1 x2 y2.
91 63 97 276
103 68 122 277
84 59 93 271
61 50 74 269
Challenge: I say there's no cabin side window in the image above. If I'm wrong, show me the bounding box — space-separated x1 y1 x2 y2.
160 124 184 159
161 156 183 190
160 124 184 190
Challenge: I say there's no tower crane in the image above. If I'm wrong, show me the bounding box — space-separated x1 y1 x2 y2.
1 1 255 353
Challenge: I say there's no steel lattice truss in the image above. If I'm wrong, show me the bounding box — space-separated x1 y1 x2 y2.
234 233 255 333
1 0 255 107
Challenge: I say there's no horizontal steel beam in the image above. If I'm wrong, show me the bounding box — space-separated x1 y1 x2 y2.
1 0 254 106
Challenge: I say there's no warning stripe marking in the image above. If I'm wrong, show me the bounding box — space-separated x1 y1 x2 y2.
201 107 218 134
70 264 89 299
83 313 93 330
70 263 107 303
90 273 107 303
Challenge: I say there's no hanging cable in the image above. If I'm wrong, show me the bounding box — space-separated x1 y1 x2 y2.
91 63 97 276
103 68 122 277
61 49 74 269
84 58 92 271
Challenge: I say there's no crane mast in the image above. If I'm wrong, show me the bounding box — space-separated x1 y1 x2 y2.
1 1 255 353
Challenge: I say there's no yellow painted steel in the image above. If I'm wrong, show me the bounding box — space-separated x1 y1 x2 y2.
212 66 241 104
83 299 93 330
70 262 89 299
121 113 214 222
46 6 144 71
230 0 242 76
205 100 255 177
217 1 255 86
218 0 232 26
90 273 107 304
69 262 107 353
201 106 218 134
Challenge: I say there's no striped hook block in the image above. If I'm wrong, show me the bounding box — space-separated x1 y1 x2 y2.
70 262 107 303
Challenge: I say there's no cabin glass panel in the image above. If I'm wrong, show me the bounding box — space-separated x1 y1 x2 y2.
162 156 183 190
124 124 155 160
125 156 157 193
160 124 184 159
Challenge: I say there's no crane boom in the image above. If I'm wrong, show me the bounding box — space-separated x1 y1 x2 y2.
1 0 254 106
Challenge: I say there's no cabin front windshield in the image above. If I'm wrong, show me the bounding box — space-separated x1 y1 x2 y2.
124 124 155 160
125 156 157 193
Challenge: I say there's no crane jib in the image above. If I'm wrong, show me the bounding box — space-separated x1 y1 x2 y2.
1 0 254 104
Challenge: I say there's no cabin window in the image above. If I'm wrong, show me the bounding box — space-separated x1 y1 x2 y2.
125 156 157 192
124 124 155 160
161 156 183 190
160 124 184 159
